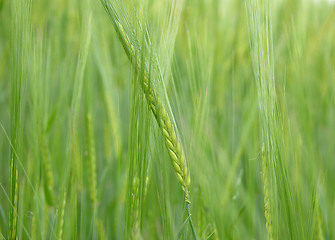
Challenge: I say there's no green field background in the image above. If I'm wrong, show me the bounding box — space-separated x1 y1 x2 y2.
0 0 334 239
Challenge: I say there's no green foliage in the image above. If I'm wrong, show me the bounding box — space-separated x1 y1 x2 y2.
0 0 334 239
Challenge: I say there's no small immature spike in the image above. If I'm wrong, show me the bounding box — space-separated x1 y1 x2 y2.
41 130 55 206
86 113 98 207
262 145 273 240
57 189 67 240
103 7 191 201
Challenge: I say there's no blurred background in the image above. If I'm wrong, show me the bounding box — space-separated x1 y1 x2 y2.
0 0 334 239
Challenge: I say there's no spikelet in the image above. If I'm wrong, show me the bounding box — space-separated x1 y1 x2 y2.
86 113 98 207
41 130 55 206
262 145 273 240
57 189 67 240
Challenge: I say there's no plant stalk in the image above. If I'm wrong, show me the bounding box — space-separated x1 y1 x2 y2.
186 202 198 240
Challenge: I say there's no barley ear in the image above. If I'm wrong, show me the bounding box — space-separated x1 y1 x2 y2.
86 113 98 208
41 130 55 206
56 189 67 240
113 17 191 201
100 2 197 238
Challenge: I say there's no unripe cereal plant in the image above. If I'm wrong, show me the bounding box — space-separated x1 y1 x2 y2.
100 0 197 238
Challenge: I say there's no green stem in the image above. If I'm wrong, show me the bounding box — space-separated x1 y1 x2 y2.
186 202 198 240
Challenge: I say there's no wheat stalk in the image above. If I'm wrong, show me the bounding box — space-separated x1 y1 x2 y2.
100 1 197 238
8 167 18 240
101 1 191 201
131 176 140 239
262 145 273 240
